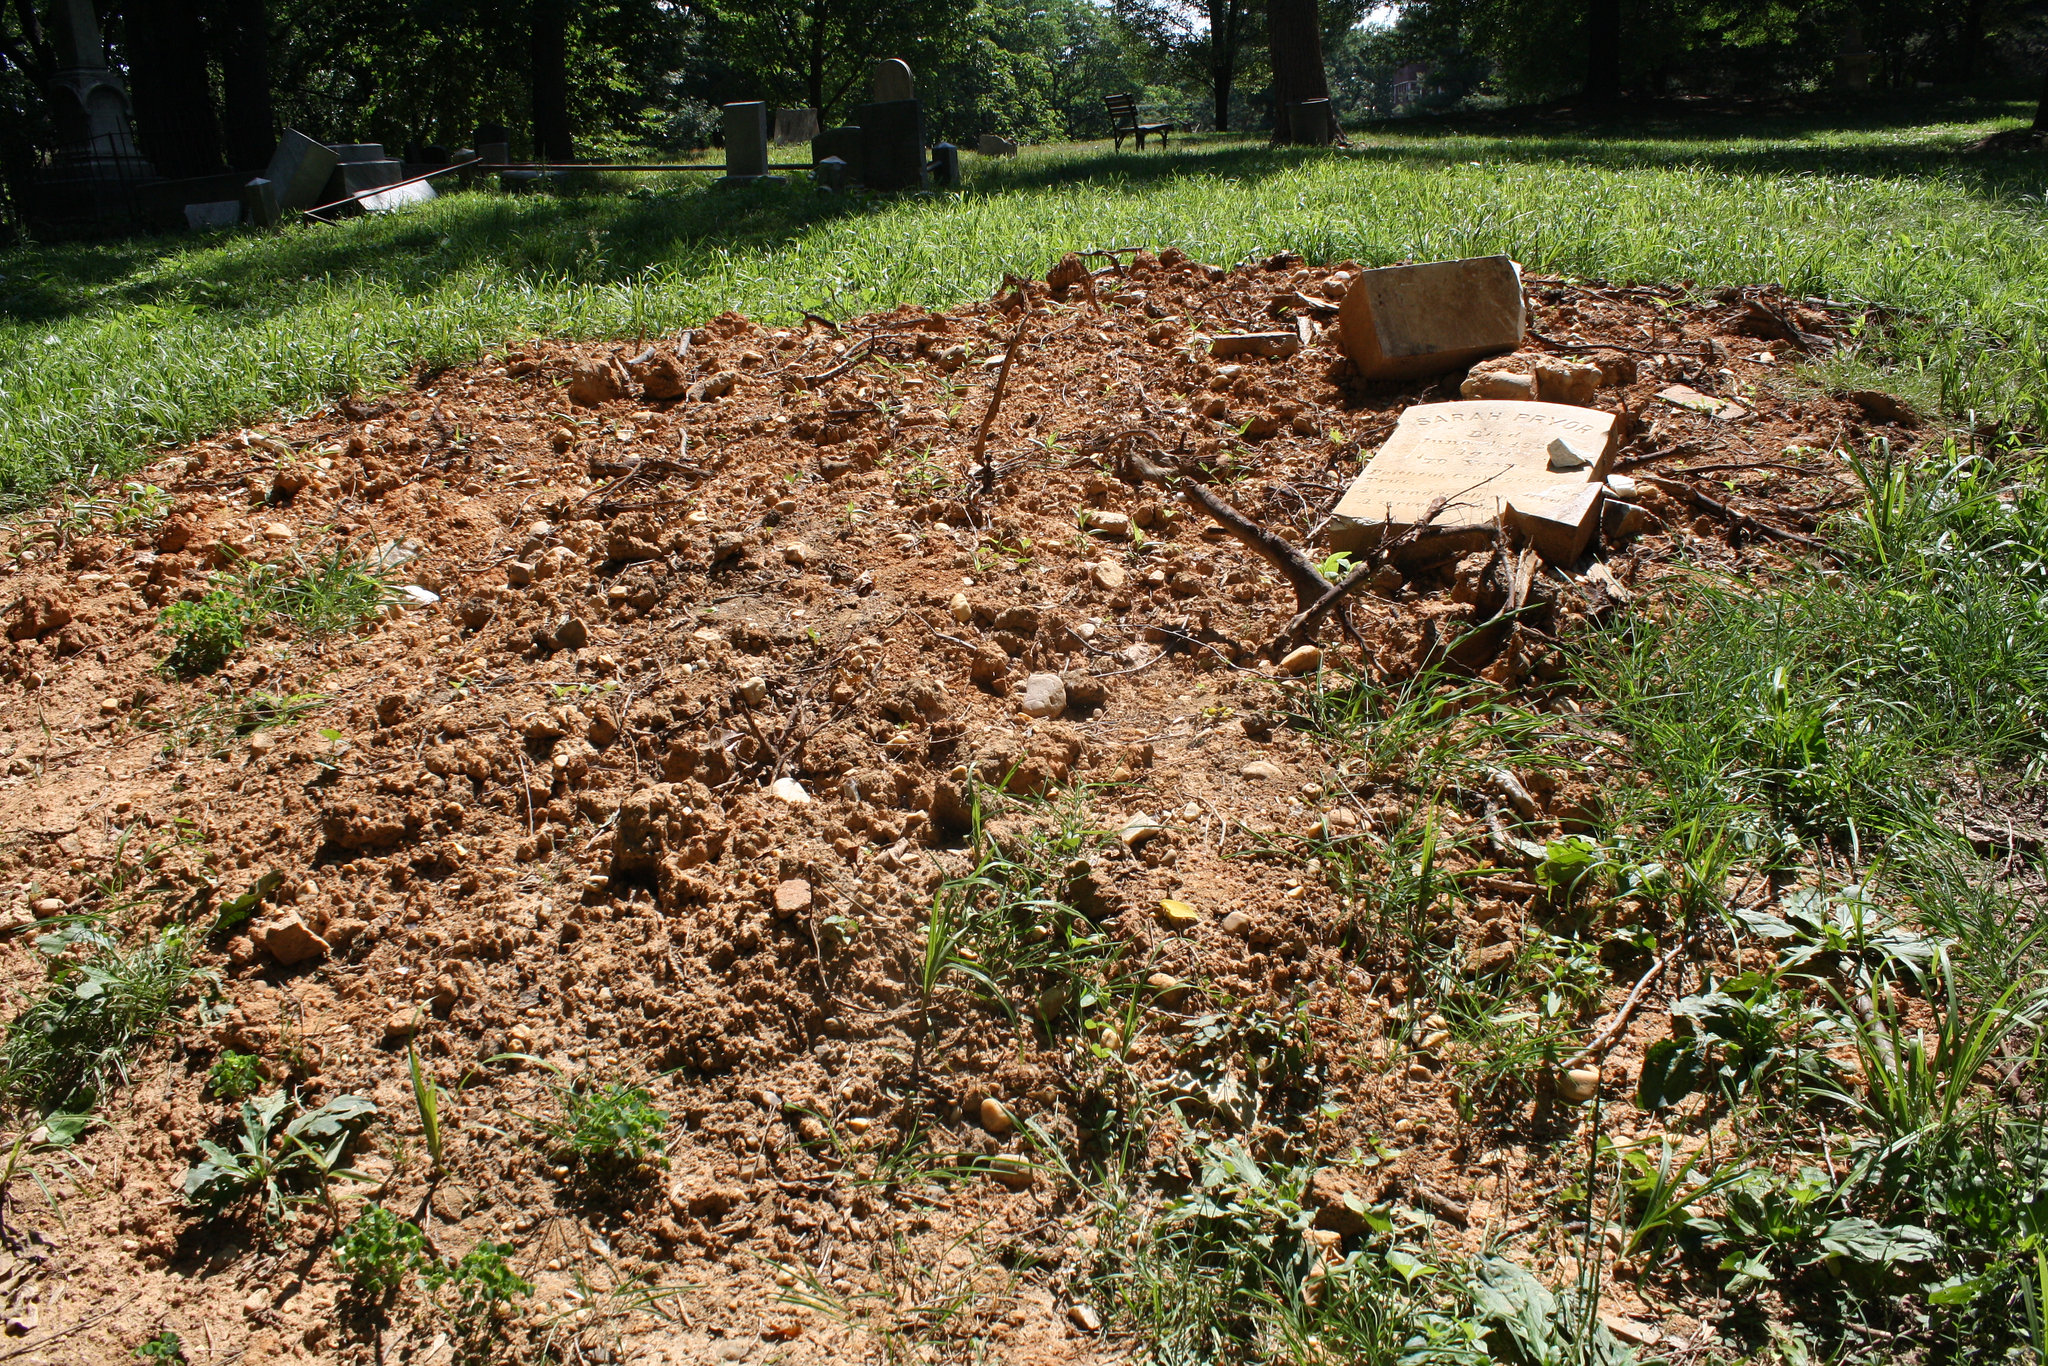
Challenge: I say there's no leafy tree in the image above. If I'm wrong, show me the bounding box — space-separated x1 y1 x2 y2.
697 0 975 125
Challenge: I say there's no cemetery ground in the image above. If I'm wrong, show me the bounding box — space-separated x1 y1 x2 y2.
0 101 2040 1364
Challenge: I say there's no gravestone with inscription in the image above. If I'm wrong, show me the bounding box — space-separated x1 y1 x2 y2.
1328 400 1618 563
1337 255 1525 380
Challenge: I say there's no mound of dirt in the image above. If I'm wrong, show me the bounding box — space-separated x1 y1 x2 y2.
0 250 1911 1361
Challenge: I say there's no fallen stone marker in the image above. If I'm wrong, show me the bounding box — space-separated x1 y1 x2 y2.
1336 255 1524 380
263 128 341 212
360 180 436 213
1657 384 1749 422
978 133 1019 156
1210 332 1300 359
1329 400 1619 564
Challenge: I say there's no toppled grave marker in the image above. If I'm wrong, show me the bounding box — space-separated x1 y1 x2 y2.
1337 255 1525 380
1329 400 1619 563
1657 384 1750 422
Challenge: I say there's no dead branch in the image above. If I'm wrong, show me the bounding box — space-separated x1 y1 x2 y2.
1269 496 1447 655
1124 452 1332 609
971 317 1031 497
1637 473 1838 558
1565 939 1687 1069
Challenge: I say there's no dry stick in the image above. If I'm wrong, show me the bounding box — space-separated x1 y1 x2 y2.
1125 452 1332 609
0 1295 141 1363
970 317 1031 498
1565 939 1688 1069
1637 473 1839 558
1269 497 1448 656
800 337 877 389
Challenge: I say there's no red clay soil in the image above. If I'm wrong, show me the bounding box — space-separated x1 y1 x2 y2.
0 248 1916 1363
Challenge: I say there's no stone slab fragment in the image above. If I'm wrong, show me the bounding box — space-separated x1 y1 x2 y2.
1329 400 1618 563
183 199 240 230
978 133 1018 156
334 159 404 194
1336 255 1524 380
772 107 820 144
360 180 436 213
263 128 340 212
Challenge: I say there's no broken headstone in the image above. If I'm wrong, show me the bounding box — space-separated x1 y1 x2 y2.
1329 400 1619 564
1337 255 1524 381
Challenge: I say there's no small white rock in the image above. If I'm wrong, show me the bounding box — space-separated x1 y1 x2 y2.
769 777 811 805
1278 644 1322 676
949 591 973 623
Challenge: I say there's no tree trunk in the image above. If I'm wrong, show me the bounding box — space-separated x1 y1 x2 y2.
126 0 223 177
530 0 573 161
1585 0 1621 106
1951 0 1986 82
2035 70 2047 131
217 0 274 172
1210 0 1243 132
1267 0 1331 143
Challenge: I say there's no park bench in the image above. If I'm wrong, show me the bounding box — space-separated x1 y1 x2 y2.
1104 94 1171 151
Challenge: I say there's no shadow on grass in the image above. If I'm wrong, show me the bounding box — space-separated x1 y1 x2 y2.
0 92 2036 329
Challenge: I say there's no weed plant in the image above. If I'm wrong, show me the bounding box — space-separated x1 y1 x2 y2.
157 544 398 674
0 924 213 1112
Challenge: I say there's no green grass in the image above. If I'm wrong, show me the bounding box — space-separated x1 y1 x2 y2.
1 96 2045 504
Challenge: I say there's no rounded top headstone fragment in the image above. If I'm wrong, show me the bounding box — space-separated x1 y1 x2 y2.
873 58 915 102
1336 254 1525 380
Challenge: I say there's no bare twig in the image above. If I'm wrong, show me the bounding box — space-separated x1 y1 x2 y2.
1269 496 1447 655
1637 473 1839 558
970 317 1031 497
1565 940 1687 1069
0 1295 142 1363
1124 452 1332 609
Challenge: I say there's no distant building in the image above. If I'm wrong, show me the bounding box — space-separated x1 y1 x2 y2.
1391 63 1433 109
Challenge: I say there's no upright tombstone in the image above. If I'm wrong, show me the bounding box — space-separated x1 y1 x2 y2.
1328 401 1619 563
772 108 821 144
1337 255 1524 381
719 102 786 186
856 100 926 191
262 128 342 212
873 58 915 102
812 124 862 169
929 142 960 187
475 123 511 166
977 133 1019 157
47 0 145 167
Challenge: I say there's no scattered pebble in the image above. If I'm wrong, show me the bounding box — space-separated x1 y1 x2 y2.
979 1096 1015 1134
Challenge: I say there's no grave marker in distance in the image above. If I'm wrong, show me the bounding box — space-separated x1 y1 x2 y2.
874 58 915 102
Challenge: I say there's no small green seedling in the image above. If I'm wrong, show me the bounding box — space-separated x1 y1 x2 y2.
207 1050 262 1101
